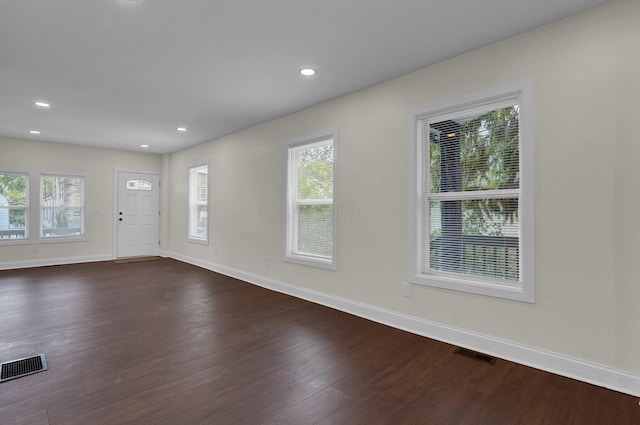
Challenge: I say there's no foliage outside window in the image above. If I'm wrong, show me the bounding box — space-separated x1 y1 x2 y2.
41 175 85 238
409 82 534 302
0 173 28 240
286 135 336 269
188 165 208 242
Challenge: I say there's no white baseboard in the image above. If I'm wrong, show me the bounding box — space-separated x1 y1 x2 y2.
169 251 640 398
0 254 114 270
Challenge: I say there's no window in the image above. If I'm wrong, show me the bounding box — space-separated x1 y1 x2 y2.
409 81 534 302
188 164 208 242
285 132 336 269
126 179 152 191
0 173 28 240
41 175 85 238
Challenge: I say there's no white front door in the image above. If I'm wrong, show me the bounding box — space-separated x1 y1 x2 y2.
116 172 160 258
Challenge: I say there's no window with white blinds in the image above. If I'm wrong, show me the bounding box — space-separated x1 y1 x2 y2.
409 81 534 302
285 132 336 269
188 164 208 243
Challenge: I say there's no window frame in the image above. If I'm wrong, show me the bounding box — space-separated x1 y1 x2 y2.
39 173 87 241
187 163 209 244
408 80 535 302
284 130 337 270
0 171 29 242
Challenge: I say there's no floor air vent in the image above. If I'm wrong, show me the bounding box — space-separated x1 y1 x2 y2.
454 348 496 365
0 354 48 383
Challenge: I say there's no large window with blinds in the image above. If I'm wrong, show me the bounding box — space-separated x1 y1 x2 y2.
285 132 336 269
408 81 534 302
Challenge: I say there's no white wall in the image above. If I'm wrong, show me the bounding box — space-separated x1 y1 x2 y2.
0 137 162 266
613 0 640 375
167 0 640 380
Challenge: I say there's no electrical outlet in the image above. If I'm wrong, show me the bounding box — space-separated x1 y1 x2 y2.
214 247 218 256
32 244 39 253
265 255 272 266
402 282 412 298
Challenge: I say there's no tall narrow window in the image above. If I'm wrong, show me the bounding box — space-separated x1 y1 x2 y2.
188 164 208 243
0 173 28 240
286 133 336 269
41 175 85 238
409 81 534 302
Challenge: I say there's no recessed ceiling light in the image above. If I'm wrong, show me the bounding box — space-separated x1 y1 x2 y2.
140 144 149 148
299 68 317 77
176 127 187 132
34 101 51 108
29 130 41 135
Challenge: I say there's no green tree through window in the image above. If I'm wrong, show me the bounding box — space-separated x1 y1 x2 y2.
0 174 27 236
286 136 335 268
428 105 520 281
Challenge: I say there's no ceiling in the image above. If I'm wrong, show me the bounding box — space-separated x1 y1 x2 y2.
0 0 608 154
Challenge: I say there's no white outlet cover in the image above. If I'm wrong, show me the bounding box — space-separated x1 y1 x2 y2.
402 282 412 298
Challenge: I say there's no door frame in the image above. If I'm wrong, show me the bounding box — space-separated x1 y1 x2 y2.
112 169 162 259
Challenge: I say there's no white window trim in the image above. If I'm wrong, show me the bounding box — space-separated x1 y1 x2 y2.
0 171 30 244
408 79 535 303
284 129 337 270
187 163 209 245
39 173 88 242
0 171 90 245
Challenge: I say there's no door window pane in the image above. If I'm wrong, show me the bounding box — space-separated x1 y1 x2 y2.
126 179 152 191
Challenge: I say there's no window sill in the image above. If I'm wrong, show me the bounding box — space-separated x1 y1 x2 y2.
39 236 89 244
0 236 89 246
187 237 208 246
408 272 534 303
284 253 336 270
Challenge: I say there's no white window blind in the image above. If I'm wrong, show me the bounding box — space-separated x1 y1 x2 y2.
424 103 521 282
286 135 336 269
408 80 534 302
188 164 208 242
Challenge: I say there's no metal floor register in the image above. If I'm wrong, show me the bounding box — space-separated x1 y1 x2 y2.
0 354 48 383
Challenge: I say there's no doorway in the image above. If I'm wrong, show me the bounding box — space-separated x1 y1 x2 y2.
115 171 160 258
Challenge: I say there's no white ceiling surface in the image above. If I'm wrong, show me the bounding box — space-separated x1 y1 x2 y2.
0 0 608 154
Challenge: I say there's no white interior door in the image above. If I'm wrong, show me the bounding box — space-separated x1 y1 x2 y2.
116 172 160 258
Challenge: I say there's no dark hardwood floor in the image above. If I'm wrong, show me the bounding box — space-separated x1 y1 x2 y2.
0 258 637 424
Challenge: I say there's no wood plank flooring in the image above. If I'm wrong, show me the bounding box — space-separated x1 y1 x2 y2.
0 258 637 424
